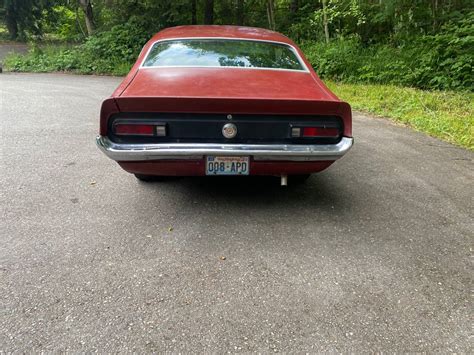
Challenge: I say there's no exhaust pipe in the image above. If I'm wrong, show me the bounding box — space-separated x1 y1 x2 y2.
281 174 288 186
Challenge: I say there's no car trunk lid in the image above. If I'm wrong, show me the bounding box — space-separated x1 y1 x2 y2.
117 67 338 109
111 67 351 137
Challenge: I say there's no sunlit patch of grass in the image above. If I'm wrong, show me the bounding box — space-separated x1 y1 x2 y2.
327 81 474 150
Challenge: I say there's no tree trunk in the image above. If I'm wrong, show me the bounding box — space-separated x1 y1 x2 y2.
79 0 95 36
5 3 19 40
204 0 214 25
75 7 87 37
191 0 197 25
290 0 299 16
236 0 245 26
266 0 275 30
432 0 438 31
322 0 329 43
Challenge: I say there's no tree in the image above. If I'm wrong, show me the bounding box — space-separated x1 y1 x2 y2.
3 0 44 40
322 0 329 43
266 0 275 30
191 0 197 25
290 0 298 16
236 0 244 25
78 0 94 35
432 0 438 31
204 0 214 24
4 0 18 39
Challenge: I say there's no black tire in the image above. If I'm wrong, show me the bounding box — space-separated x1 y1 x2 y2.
134 174 174 182
291 174 311 183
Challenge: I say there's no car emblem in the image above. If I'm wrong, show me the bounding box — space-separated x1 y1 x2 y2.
227 114 233 120
222 123 237 139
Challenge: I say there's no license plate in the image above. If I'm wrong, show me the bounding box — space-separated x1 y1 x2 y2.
206 156 250 175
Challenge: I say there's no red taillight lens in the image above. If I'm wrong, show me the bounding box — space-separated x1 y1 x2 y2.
302 127 318 137
301 127 339 137
114 124 155 136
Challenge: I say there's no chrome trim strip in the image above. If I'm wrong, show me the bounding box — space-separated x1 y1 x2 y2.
139 65 308 73
139 37 309 73
96 136 353 162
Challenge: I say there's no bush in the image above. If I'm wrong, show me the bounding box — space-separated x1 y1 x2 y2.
82 18 151 64
5 13 473 92
419 16 474 90
4 19 151 76
301 13 474 91
301 37 364 82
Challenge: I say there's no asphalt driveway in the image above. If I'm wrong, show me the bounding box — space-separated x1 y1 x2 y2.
0 73 472 352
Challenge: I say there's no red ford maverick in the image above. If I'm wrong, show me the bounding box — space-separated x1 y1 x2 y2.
96 25 353 185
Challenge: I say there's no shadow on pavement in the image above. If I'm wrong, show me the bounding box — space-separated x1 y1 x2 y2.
135 172 353 214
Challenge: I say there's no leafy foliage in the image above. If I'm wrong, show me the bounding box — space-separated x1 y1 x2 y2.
4 19 150 75
40 5 83 42
2 0 46 40
82 18 151 64
302 12 474 91
2 0 474 92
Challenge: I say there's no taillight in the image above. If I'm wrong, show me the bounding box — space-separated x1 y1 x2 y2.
291 126 340 138
302 127 339 137
114 123 166 136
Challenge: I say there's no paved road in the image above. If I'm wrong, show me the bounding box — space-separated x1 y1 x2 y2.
1 73 472 352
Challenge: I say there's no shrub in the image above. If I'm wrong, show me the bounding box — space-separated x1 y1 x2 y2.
301 36 364 82
4 19 151 76
82 18 151 64
301 13 474 92
4 13 473 92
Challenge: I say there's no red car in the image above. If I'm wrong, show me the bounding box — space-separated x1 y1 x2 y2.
96 25 353 185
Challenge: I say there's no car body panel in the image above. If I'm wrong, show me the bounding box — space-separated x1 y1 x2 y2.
107 97 351 138
98 26 353 177
121 67 333 101
118 160 335 176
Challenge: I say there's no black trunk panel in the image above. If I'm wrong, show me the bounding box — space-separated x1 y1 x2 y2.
108 113 343 144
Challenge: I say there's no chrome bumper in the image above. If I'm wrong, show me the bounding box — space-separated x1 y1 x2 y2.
96 136 353 162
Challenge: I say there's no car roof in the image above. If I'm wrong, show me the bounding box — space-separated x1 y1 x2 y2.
150 25 295 46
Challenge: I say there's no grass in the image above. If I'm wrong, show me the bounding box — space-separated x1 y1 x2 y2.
327 81 474 150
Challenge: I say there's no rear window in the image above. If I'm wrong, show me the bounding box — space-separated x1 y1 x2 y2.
142 39 305 71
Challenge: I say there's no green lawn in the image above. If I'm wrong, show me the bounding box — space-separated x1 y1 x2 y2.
327 81 473 150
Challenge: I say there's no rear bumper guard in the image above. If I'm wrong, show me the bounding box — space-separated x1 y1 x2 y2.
96 136 353 162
